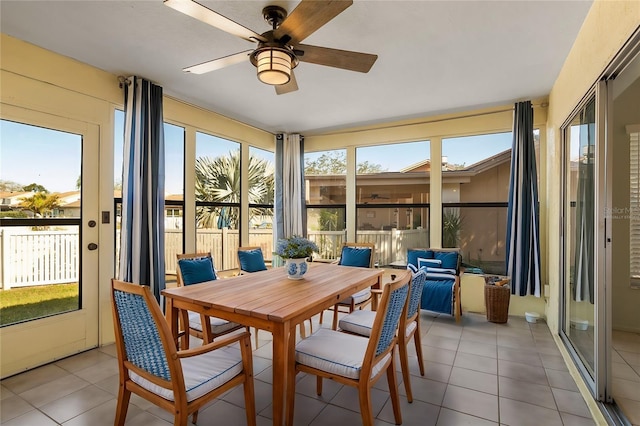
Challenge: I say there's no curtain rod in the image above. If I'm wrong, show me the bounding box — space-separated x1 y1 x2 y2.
117 75 131 88
313 101 548 137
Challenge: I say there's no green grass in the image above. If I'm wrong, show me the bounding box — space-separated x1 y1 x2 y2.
0 283 79 327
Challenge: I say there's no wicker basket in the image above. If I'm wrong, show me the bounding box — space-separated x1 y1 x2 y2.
484 283 510 323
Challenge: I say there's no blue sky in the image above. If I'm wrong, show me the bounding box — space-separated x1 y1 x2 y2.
1 119 81 193
3 112 514 194
306 132 513 172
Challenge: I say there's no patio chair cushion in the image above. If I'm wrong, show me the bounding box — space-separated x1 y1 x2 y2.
178 257 216 285
339 247 372 267
238 248 267 273
130 343 243 402
187 311 243 335
426 267 457 275
433 251 459 271
407 249 434 268
418 258 441 269
339 310 375 336
337 288 372 306
295 329 390 380
422 276 456 314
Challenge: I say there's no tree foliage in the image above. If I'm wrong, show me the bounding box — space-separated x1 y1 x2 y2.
19 192 60 217
23 183 48 193
305 151 385 175
194 150 274 229
0 180 24 192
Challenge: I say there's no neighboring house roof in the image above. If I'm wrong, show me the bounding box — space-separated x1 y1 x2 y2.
0 191 35 205
443 149 512 175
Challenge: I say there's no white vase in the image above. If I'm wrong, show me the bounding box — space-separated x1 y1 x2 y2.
285 258 308 280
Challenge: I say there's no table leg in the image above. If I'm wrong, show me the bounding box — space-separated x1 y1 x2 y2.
271 321 290 426
371 275 382 311
165 298 179 347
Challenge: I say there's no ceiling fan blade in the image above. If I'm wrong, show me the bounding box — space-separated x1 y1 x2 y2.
296 44 377 73
274 0 353 45
183 50 252 74
164 0 266 43
275 70 299 95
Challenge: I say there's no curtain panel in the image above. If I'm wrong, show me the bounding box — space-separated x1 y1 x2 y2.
117 76 166 302
274 133 306 265
573 103 596 304
505 100 541 297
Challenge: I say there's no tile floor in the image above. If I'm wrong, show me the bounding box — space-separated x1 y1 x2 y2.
1 312 598 426
612 330 640 425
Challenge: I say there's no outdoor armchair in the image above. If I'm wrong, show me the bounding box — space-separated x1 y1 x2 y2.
408 248 462 322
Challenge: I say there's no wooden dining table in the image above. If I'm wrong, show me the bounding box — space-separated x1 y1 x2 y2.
162 262 383 426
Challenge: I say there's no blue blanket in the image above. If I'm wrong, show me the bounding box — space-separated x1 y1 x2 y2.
421 277 455 315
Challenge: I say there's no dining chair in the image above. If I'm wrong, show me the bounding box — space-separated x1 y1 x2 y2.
236 246 313 346
319 242 376 330
338 268 428 402
111 279 256 426
176 252 247 349
286 270 410 426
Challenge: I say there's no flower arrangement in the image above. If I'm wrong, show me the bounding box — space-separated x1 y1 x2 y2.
274 235 319 259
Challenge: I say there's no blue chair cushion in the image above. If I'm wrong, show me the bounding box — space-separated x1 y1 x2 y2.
434 251 459 270
407 249 433 268
426 267 457 275
418 258 441 269
339 247 371 267
238 249 267 272
178 257 217 285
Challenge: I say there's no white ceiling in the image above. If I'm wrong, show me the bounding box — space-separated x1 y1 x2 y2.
1 0 593 135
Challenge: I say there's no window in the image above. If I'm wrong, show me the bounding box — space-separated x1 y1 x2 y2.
195 132 240 271
248 146 275 259
0 120 82 325
630 128 640 288
356 141 430 266
442 132 513 274
305 149 347 260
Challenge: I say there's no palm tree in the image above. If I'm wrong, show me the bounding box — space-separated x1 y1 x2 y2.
195 150 274 229
19 192 61 217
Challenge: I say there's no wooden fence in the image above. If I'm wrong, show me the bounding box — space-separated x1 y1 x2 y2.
1 228 428 289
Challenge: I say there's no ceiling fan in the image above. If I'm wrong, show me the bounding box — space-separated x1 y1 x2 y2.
164 0 378 95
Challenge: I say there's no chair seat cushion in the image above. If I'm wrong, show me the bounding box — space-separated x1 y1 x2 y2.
340 309 418 341
187 311 241 334
404 320 417 338
295 328 390 380
337 288 372 306
130 344 244 402
339 310 375 336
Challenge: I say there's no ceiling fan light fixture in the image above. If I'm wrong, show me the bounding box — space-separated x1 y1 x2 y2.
255 48 294 85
